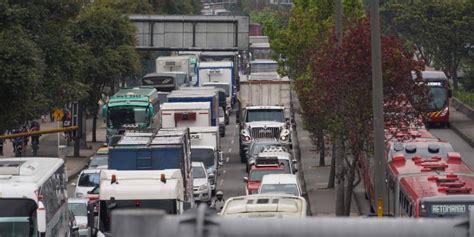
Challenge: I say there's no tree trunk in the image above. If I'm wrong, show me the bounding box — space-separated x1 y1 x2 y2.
344 160 356 216
335 137 345 216
452 68 459 90
318 129 325 166
80 108 88 149
92 112 97 142
328 142 336 188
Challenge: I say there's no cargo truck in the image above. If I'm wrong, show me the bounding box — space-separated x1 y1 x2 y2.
156 55 197 86
160 102 212 128
167 89 219 127
107 128 193 205
197 61 236 106
237 72 292 163
199 51 240 91
189 127 223 194
90 169 191 237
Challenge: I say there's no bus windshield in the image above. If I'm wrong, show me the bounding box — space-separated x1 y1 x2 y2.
428 87 448 111
247 109 284 122
108 107 149 129
0 199 37 237
98 200 177 234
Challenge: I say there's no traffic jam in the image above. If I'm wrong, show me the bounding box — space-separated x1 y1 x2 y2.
0 34 472 237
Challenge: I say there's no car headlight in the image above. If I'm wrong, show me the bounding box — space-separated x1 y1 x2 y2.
199 184 209 191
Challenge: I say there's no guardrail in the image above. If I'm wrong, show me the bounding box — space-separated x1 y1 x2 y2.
110 204 474 237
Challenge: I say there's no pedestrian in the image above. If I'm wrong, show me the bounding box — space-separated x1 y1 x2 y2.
41 114 46 123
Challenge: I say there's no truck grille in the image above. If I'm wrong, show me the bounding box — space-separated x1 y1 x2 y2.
251 127 281 139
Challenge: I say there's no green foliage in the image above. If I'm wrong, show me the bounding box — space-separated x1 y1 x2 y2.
0 27 46 129
72 5 141 115
454 90 474 108
381 0 474 89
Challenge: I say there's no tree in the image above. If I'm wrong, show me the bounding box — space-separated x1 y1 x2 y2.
72 5 141 142
306 18 429 215
381 0 474 90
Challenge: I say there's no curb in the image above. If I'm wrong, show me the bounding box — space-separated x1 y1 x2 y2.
66 157 89 179
450 122 474 147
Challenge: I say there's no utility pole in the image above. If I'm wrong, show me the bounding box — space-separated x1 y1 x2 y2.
334 0 345 216
370 0 387 217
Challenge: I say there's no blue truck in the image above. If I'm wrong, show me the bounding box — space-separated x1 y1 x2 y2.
167 89 219 126
108 128 193 204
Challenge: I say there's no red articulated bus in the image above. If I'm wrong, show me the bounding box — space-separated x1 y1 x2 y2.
359 127 474 217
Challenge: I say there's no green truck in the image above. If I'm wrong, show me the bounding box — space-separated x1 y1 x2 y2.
102 87 160 141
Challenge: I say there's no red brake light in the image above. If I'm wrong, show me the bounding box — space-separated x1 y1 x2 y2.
111 174 117 184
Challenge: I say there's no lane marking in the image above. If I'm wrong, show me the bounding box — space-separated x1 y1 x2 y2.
223 170 227 174
231 140 234 144
219 179 224 186
228 148 232 153
226 157 229 163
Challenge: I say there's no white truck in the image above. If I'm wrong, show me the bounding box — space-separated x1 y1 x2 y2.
91 169 191 236
156 55 197 85
189 127 223 194
197 61 235 106
237 72 292 163
160 102 211 128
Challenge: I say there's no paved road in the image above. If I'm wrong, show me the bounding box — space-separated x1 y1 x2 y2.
430 128 474 168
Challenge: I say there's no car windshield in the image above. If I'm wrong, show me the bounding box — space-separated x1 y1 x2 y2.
193 166 207 179
249 169 285 181
247 109 284 122
260 184 299 196
78 172 100 187
89 155 108 168
191 149 215 168
0 199 37 237
69 203 87 217
108 106 149 129
428 87 447 111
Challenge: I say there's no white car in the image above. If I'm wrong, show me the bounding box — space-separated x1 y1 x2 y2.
192 162 212 202
74 169 101 198
258 174 302 196
68 198 90 237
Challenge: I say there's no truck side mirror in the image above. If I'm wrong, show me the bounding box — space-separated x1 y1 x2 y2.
243 177 248 182
448 89 452 98
37 201 46 233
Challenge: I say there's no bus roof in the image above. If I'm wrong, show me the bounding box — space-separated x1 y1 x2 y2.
388 151 471 176
411 71 448 80
0 158 64 201
100 169 184 200
401 173 474 201
220 194 307 218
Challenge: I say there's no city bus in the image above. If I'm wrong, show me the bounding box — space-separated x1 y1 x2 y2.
413 71 452 127
102 87 160 142
0 157 70 236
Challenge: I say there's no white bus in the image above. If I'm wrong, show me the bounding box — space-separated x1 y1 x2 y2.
0 157 70 237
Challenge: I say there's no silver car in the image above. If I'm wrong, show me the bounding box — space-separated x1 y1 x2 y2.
68 198 90 237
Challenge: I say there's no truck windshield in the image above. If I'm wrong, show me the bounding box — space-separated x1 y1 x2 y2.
260 184 299 196
108 107 149 129
98 199 177 234
0 199 37 237
247 109 284 122
191 149 215 168
420 201 474 217
428 86 448 111
142 76 176 92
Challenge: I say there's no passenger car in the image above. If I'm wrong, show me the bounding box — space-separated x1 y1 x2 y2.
258 174 301 196
68 198 90 237
192 162 212 202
